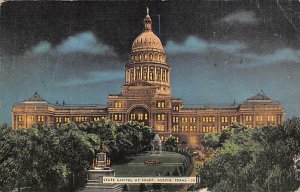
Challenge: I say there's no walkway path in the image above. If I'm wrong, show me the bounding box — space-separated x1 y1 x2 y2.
177 158 198 192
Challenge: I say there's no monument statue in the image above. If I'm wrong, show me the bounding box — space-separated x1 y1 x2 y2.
82 145 122 192
100 141 105 153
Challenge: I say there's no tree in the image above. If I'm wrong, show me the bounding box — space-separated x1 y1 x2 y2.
163 136 177 149
198 118 300 191
139 183 147 192
0 120 155 191
0 124 94 191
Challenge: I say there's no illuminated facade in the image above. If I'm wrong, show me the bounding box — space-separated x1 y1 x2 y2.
12 10 284 145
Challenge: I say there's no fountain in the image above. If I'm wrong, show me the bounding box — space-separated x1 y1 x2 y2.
151 133 162 154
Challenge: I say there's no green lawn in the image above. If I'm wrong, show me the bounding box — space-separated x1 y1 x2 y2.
111 151 188 191
111 151 186 177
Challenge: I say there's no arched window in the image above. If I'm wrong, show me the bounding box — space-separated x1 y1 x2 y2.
150 54 153 60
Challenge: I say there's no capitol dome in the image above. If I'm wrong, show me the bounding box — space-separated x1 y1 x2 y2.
131 8 164 53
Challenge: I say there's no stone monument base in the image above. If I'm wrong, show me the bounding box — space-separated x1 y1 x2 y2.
83 182 123 192
82 152 123 192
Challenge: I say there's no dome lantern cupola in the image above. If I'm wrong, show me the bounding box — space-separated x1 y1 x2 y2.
143 7 152 31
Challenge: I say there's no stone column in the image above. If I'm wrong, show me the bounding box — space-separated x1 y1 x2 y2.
147 66 149 80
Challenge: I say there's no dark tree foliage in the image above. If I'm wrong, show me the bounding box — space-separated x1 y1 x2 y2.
139 183 147 192
163 136 177 149
0 118 154 191
199 118 300 192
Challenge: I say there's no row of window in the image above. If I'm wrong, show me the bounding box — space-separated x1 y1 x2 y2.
202 126 216 133
221 117 237 123
172 125 224 133
56 116 104 123
172 116 237 123
131 53 165 63
18 115 45 122
127 67 169 82
203 117 216 123
129 113 148 121
246 115 275 122
114 101 167 108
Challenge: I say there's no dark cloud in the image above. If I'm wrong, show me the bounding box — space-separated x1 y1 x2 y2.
165 36 300 68
165 36 247 55
57 71 124 87
221 10 259 25
29 31 114 56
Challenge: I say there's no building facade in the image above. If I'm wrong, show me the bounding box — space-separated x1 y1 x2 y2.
12 11 285 145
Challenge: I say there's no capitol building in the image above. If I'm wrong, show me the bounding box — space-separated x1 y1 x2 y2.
12 10 285 145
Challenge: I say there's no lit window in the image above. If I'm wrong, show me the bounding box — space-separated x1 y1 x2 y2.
173 125 179 132
173 116 179 123
246 115 252 122
182 125 188 132
221 117 227 123
162 69 166 81
18 116 23 122
189 117 196 123
173 106 179 111
145 114 148 120
93 117 100 122
143 67 148 80
256 115 263 121
189 126 196 132
115 102 122 108
221 125 228 131
56 117 62 123
138 114 144 120
37 115 44 122
231 117 237 123
114 114 122 121
181 117 188 123
157 114 161 121
64 117 70 123
130 114 136 120
156 101 165 108
157 124 165 131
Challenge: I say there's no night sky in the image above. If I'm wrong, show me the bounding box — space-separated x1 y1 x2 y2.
1 1 300 125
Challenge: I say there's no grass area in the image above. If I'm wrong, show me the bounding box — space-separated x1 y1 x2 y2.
111 151 189 191
112 151 186 177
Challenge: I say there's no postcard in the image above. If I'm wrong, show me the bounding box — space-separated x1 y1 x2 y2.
0 1 299 191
